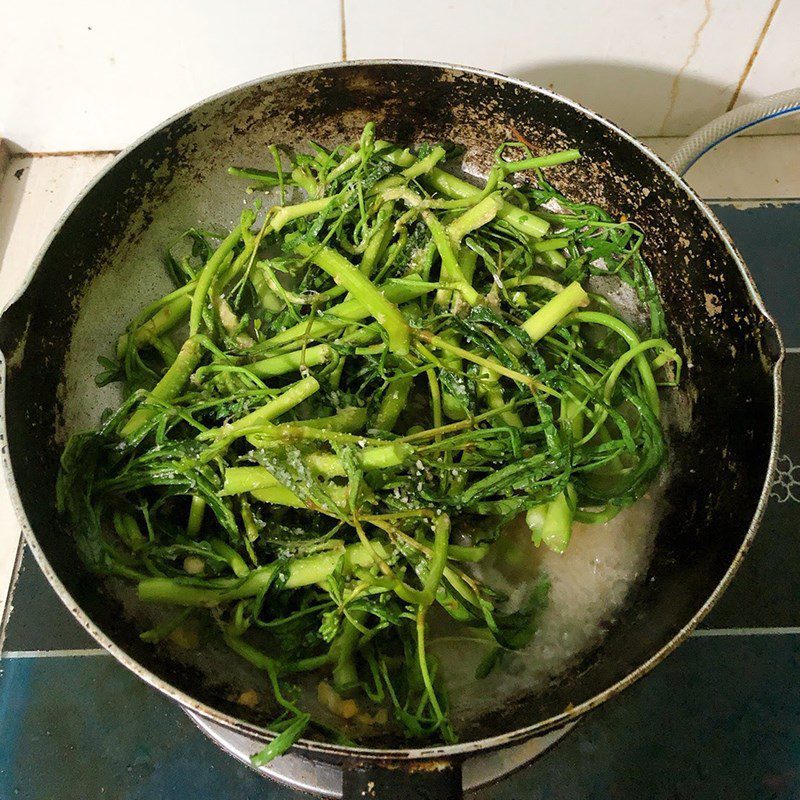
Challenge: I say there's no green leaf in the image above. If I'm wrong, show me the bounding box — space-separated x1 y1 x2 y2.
251 713 311 767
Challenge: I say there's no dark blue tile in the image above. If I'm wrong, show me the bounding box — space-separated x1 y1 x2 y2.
476 635 800 800
703 352 800 628
2 546 96 652
710 203 800 347
2 637 799 800
0 654 302 800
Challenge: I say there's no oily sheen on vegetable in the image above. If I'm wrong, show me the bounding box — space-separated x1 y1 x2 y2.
57 125 681 761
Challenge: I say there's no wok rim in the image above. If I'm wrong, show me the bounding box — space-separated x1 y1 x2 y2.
0 58 785 762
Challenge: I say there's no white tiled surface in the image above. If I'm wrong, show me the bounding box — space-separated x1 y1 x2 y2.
645 135 800 198
0 0 343 153
346 0 782 137
1 0 798 152
0 154 115 309
734 0 800 134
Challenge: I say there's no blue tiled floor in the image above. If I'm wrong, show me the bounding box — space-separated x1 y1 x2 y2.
0 655 281 800
487 635 800 800
1 202 798 799
713 203 800 347
1 638 798 800
2 555 97 652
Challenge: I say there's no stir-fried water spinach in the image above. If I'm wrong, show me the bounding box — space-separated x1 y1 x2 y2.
58 124 680 758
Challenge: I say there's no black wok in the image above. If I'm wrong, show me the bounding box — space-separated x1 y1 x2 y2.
0 62 783 798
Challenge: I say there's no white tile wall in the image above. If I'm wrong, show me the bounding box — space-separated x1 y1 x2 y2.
734 0 800 134
644 135 800 198
0 154 115 307
0 0 342 153
1 0 798 153
345 0 778 137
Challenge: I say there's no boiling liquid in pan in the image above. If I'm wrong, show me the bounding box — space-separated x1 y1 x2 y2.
431 494 660 726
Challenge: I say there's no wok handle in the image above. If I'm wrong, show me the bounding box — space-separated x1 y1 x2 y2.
342 760 463 800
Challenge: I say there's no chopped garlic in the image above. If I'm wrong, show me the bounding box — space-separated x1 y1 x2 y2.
237 689 260 709
183 556 205 575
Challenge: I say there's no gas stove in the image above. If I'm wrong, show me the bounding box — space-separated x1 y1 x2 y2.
189 711 573 797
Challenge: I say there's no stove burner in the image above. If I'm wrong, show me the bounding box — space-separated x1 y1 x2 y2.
187 711 574 796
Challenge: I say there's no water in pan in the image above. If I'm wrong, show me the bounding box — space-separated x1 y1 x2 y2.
430 493 661 727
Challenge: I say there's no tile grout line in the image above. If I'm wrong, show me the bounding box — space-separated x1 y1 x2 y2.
2 648 108 659
658 0 712 136
339 0 347 62
703 197 800 203
727 0 783 112
692 627 800 637
5 628 800 659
